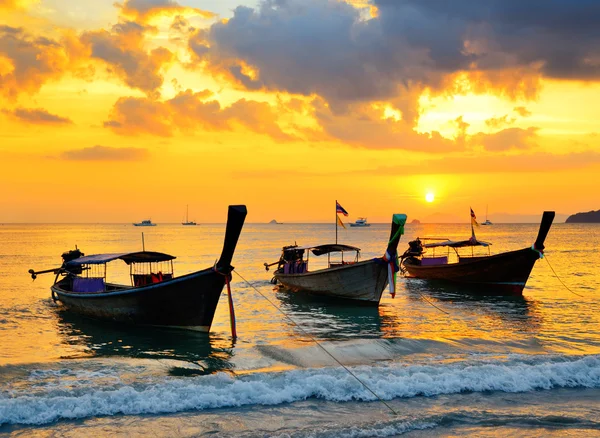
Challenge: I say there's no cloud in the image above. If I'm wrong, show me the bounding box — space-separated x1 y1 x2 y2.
513 106 532 117
3 107 73 125
81 21 174 97
471 127 538 151
308 98 458 151
118 0 216 22
0 26 78 99
61 145 149 161
190 0 600 115
485 114 515 130
104 89 295 140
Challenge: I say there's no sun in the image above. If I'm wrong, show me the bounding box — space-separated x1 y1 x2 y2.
425 192 435 203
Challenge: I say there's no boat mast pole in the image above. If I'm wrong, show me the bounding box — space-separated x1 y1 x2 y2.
335 200 338 244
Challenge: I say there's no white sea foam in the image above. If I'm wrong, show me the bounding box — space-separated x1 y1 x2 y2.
2 355 600 426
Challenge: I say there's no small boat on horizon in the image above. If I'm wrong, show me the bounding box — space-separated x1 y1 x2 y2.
29 205 247 330
349 217 371 227
400 210 555 295
182 205 196 226
133 219 156 227
264 213 407 305
481 205 493 225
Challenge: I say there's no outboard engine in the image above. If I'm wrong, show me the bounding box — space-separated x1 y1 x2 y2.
400 238 424 270
61 247 84 275
281 245 305 264
404 238 423 258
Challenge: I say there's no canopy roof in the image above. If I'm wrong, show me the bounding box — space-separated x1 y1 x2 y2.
294 244 361 256
424 238 491 249
65 251 176 266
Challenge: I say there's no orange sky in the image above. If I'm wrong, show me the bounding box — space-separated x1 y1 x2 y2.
1 0 599 223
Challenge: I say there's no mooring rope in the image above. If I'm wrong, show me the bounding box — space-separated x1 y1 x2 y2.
410 287 449 315
233 270 398 416
544 255 584 297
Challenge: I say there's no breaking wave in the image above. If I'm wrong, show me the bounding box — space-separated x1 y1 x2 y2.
2 354 600 426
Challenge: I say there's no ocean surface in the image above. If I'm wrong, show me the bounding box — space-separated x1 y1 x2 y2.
1 220 599 437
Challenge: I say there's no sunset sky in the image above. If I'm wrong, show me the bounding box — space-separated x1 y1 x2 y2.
1 0 599 223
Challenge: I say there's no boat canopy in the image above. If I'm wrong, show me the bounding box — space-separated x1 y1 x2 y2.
65 251 176 266
295 244 361 256
423 239 491 249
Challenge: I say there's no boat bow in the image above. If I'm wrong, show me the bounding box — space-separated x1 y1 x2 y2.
216 205 248 273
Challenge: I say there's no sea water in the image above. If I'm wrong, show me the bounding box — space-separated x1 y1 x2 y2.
1 222 599 436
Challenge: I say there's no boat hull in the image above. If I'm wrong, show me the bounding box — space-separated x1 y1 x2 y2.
51 267 226 330
275 259 389 305
349 224 371 227
403 247 540 295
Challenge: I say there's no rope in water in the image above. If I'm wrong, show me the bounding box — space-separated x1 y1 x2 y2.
544 255 584 297
411 287 449 315
233 270 398 416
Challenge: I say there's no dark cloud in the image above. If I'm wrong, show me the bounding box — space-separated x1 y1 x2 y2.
191 0 600 114
61 145 149 161
190 0 428 113
378 0 600 80
104 89 295 141
3 107 73 125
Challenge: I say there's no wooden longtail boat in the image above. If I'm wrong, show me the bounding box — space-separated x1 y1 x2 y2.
29 205 247 331
264 214 407 305
401 211 555 295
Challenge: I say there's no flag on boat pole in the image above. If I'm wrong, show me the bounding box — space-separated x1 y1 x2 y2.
470 207 479 242
470 208 479 227
335 200 349 244
336 201 349 216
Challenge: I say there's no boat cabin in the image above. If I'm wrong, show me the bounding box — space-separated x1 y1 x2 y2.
275 244 360 274
404 237 491 266
61 251 176 292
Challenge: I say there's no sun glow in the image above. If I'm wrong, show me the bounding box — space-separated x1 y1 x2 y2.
425 192 435 203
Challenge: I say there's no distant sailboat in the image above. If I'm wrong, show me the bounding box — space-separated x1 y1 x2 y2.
481 205 493 226
182 205 197 226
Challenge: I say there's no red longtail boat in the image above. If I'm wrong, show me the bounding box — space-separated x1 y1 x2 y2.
400 211 555 295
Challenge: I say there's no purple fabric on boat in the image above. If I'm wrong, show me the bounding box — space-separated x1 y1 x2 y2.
421 256 448 266
284 263 290 274
72 277 105 292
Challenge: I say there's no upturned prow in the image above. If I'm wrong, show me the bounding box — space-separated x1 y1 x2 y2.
534 211 555 251
216 205 248 272
386 214 407 256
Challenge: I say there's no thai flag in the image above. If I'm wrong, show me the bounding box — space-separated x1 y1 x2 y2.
336 201 348 216
470 207 479 227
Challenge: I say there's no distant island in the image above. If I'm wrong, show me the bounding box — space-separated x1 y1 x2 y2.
410 219 421 224
269 219 282 224
565 210 600 223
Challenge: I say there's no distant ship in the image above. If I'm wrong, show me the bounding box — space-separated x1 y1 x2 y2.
269 219 282 224
349 217 371 227
182 205 197 226
133 219 156 227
